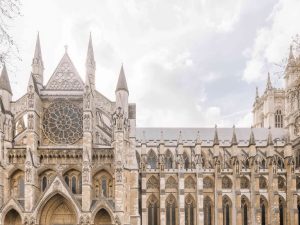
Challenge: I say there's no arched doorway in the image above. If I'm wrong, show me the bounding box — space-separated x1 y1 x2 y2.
4 209 22 225
39 194 77 225
94 208 113 225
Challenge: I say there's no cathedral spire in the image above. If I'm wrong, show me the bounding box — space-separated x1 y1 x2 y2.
86 33 96 89
32 32 44 88
0 64 12 95
115 64 129 93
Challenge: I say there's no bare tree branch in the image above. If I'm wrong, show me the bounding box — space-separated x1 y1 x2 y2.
0 0 21 65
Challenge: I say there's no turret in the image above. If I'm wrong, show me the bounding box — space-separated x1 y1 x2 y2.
0 64 12 111
115 65 129 117
86 33 96 89
31 33 44 89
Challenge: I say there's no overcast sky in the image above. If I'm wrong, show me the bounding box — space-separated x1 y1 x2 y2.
4 0 300 127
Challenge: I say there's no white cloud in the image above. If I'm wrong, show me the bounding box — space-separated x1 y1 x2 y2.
242 0 300 83
4 0 285 128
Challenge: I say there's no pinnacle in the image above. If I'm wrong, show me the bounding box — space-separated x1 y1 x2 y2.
266 72 272 90
115 64 129 93
0 64 12 94
213 125 219 146
86 33 95 67
249 127 255 146
34 32 43 63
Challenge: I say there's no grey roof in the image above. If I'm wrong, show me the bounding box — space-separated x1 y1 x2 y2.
135 127 287 147
115 65 129 93
0 64 12 94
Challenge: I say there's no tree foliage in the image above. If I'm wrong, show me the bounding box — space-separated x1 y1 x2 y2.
0 0 21 64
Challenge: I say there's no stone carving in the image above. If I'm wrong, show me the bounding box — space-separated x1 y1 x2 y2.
42 102 83 144
295 116 300 136
112 107 128 131
222 176 232 189
84 114 91 131
203 177 214 188
184 176 196 189
146 176 159 189
79 215 90 225
259 176 267 189
166 176 177 189
240 176 250 189
82 162 90 183
25 161 32 183
46 60 83 90
116 167 122 183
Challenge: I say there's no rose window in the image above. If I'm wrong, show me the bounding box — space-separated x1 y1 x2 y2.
43 102 83 144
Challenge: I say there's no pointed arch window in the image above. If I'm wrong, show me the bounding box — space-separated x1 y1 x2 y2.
279 197 285 225
148 196 159 225
275 109 283 128
148 150 157 169
260 197 268 225
185 195 195 225
204 196 212 225
42 176 47 192
18 177 24 198
298 198 300 225
101 176 107 197
71 176 77 194
223 197 231 225
166 195 176 225
65 176 69 186
165 150 173 169
241 197 249 225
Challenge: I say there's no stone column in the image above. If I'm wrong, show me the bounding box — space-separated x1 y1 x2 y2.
25 112 39 212
235 174 242 225
82 110 93 212
197 173 203 225
268 161 279 225
178 172 185 225
215 174 222 225
141 173 147 225
285 156 297 225
160 173 166 225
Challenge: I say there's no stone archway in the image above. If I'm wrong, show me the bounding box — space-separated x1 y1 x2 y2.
94 208 113 225
4 209 22 225
39 194 77 225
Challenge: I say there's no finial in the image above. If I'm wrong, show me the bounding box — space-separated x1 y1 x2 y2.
256 86 259 99
232 125 237 145
196 130 201 144
249 127 255 146
266 72 272 90
64 45 68 53
267 126 273 146
213 125 219 146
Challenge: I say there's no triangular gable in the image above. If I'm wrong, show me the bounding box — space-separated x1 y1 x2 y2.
33 176 81 214
45 53 84 91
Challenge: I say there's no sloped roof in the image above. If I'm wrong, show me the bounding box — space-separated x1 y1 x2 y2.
135 127 287 147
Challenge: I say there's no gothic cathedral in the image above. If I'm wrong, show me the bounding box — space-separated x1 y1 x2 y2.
0 34 300 225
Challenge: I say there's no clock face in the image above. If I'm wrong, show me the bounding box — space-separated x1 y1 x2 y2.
43 102 83 144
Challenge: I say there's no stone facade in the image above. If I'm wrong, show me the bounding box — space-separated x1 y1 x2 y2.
0 34 300 225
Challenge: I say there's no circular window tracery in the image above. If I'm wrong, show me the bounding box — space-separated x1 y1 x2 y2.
43 102 83 144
